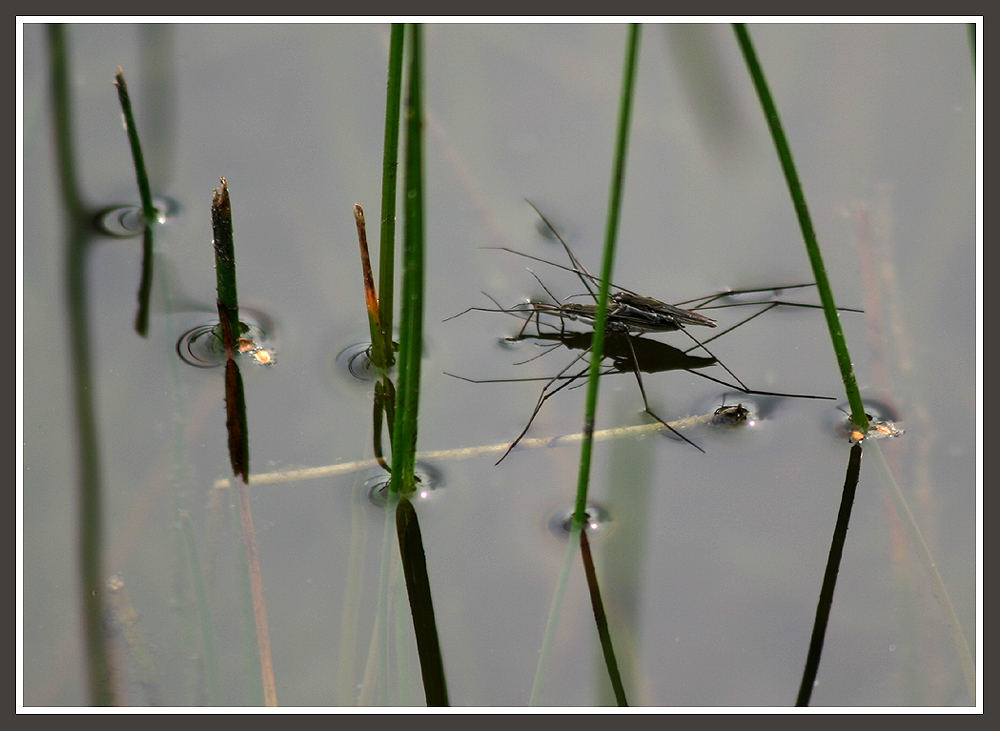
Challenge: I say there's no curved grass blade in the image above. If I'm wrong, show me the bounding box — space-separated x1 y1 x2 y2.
732 24 868 433
354 204 390 372
355 204 395 471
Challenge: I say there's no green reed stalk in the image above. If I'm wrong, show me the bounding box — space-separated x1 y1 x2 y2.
389 24 425 497
732 24 868 433
113 68 158 337
572 23 641 529
211 178 241 355
377 23 405 361
113 67 157 223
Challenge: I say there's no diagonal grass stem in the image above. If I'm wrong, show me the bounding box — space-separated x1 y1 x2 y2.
732 24 868 433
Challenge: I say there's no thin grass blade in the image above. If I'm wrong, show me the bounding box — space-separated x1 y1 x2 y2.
732 24 868 432
377 23 405 358
113 67 157 222
388 23 425 496
572 23 641 528
211 178 241 354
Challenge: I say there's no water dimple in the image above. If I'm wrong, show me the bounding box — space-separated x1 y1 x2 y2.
176 323 226 368
497 334 526 351
93 197 178 237
335 342 378 382
366 462 443 506
827 397 904 443
176 316 274 368
548 503 612 539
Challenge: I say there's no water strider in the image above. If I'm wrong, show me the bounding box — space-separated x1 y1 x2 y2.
446 201 861 463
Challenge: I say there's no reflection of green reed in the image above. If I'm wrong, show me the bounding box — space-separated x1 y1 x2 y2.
47 24 113 706
179 511 224 705
734 24 974 704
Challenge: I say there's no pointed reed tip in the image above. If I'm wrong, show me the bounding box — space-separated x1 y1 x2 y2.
212 177 230 207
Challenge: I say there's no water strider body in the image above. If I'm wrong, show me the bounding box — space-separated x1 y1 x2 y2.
528 292 718 334
445 201 860 463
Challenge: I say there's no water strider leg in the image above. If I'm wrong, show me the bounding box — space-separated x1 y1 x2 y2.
621 334 706 453
496 350 593 464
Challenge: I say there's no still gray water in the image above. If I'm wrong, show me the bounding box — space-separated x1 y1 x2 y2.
22 23 976 706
